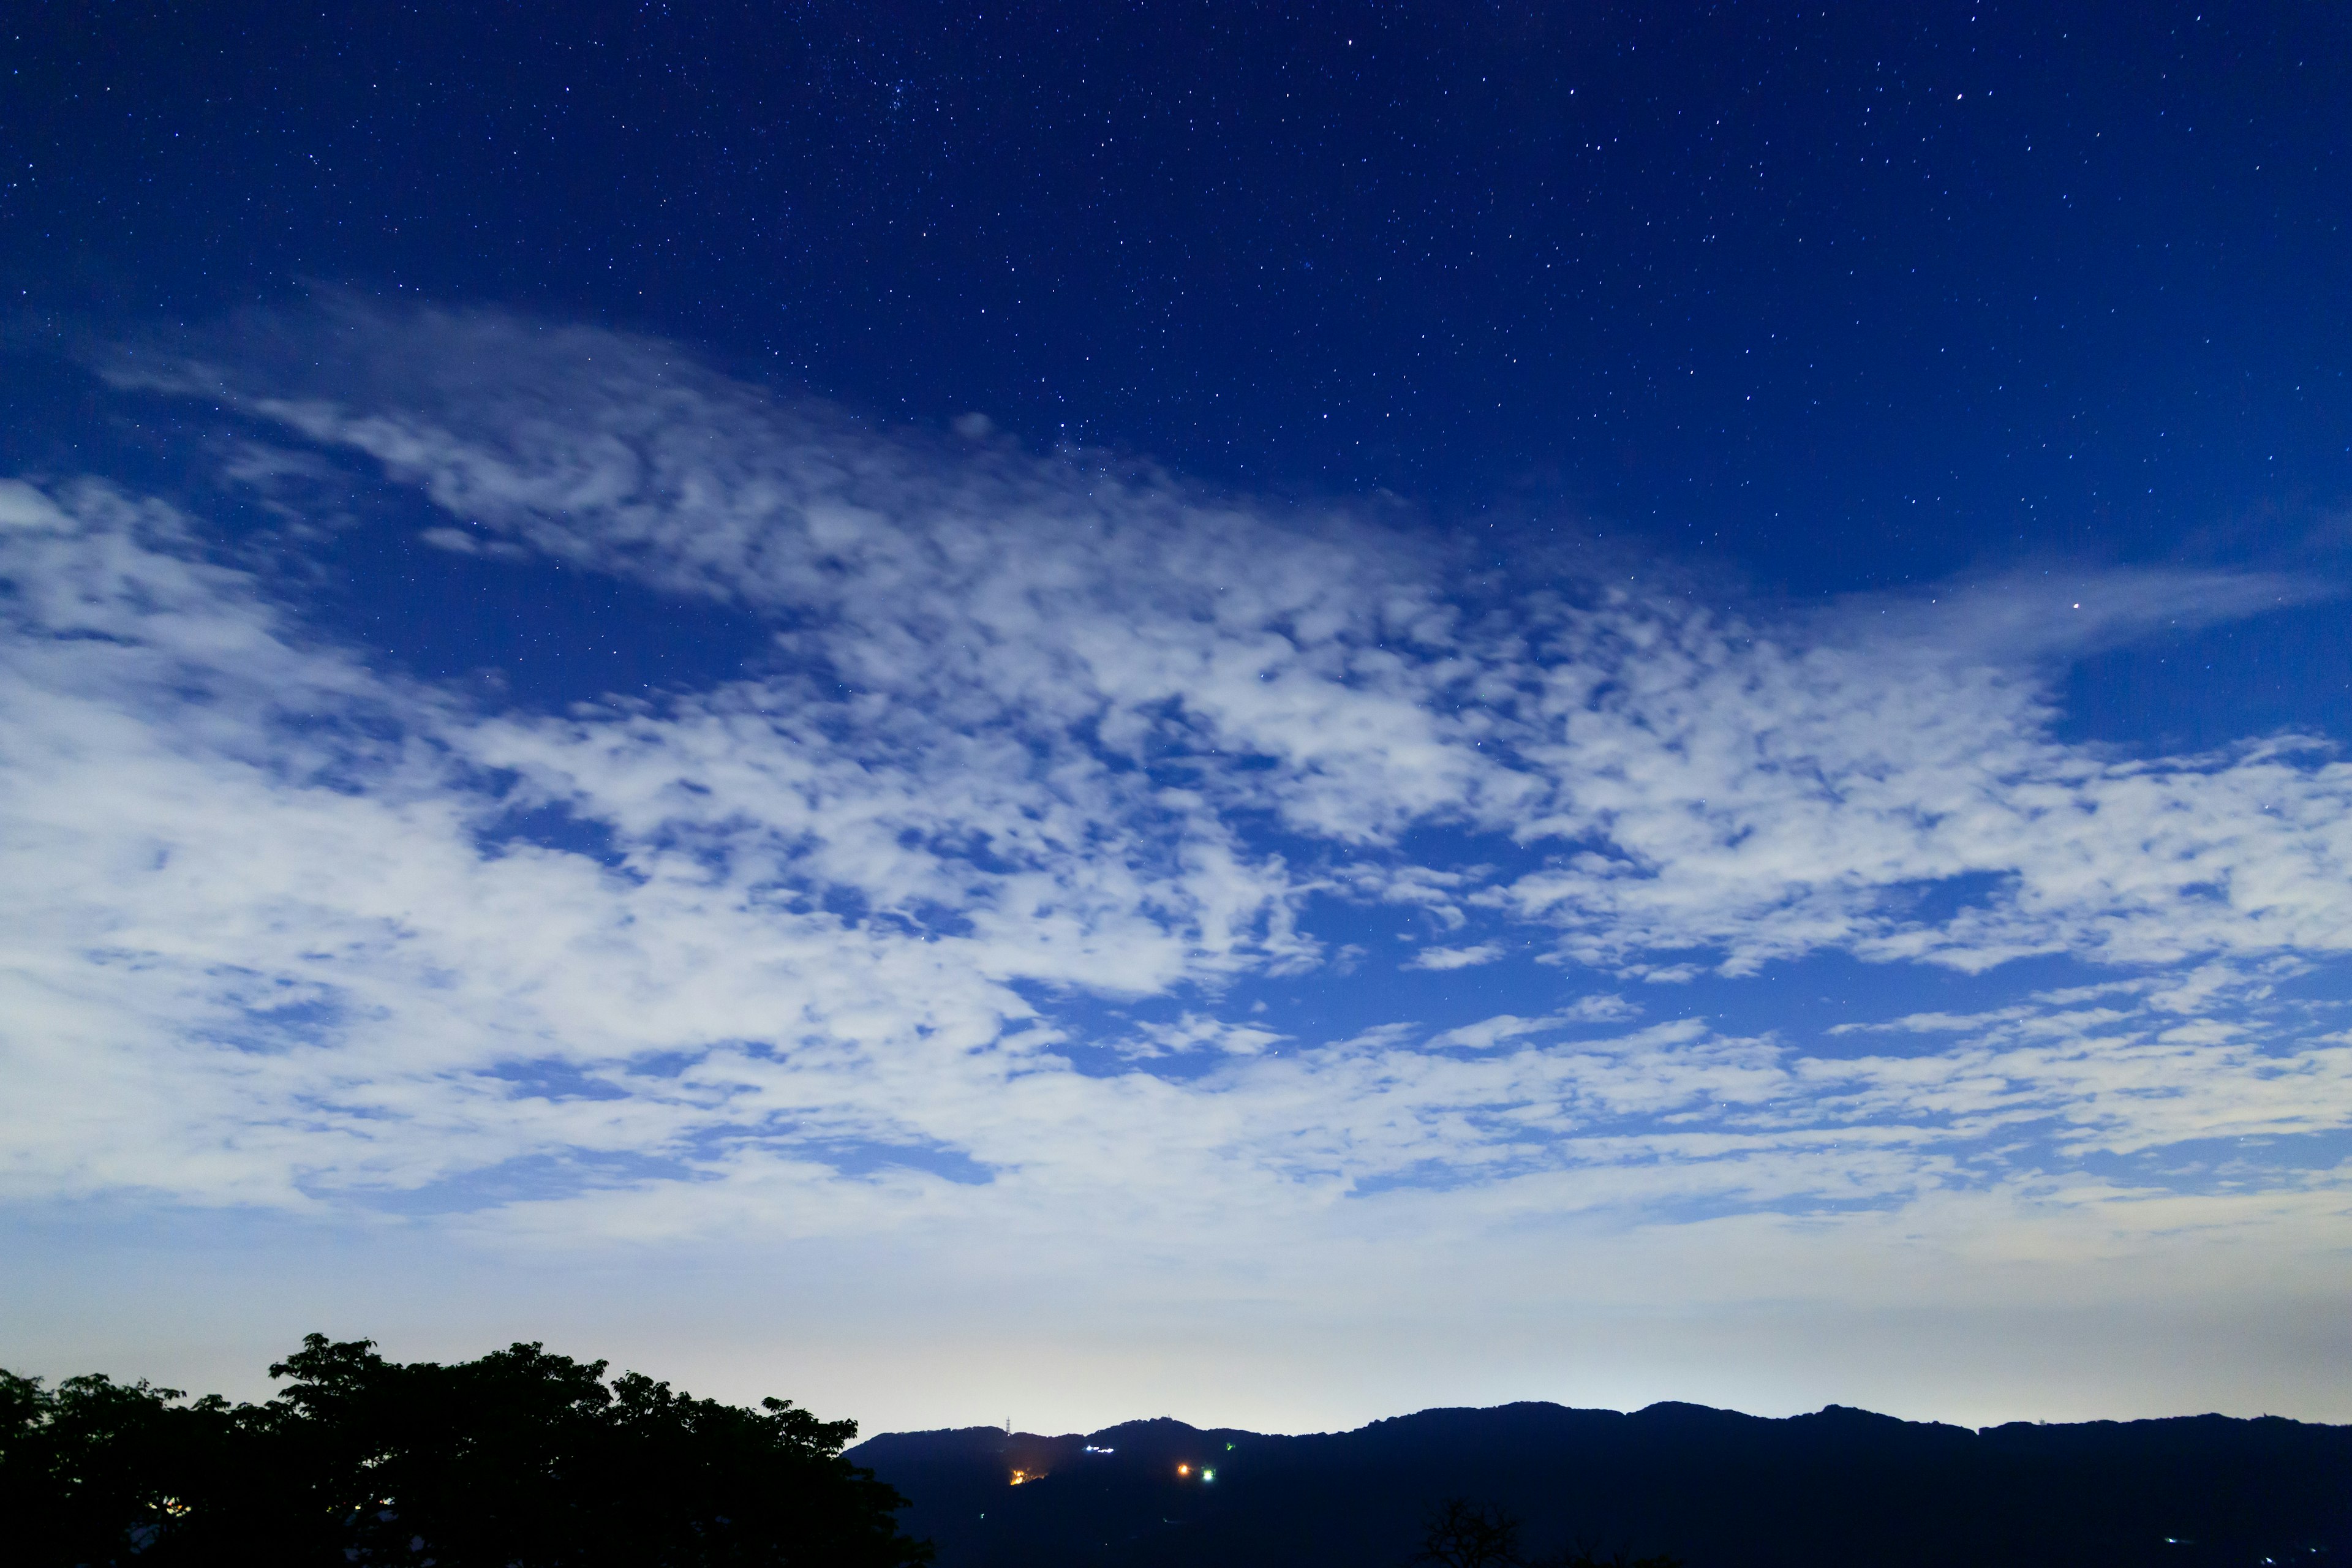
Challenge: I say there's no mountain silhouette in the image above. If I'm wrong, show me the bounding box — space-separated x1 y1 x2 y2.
847 1400 2350 1567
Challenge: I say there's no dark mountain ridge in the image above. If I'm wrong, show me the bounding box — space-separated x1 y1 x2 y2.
848 1399 2351 1567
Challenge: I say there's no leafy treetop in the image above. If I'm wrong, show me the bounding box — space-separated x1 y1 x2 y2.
0 1334 932 1568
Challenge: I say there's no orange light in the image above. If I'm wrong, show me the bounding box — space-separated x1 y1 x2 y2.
1009 1469 1031 1486
1177 1464 1189 1477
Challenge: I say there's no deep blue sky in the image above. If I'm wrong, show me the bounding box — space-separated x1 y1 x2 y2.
11 1 2348 577
4 2 2350 1433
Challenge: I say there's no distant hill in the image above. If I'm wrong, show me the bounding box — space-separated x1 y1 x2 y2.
846 1400 2351 1567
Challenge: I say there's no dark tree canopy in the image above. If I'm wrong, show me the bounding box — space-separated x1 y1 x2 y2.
1415 1497 1682 1568
0 1335 932 1568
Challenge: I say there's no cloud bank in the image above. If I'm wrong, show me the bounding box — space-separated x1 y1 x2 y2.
5 302 2349 1423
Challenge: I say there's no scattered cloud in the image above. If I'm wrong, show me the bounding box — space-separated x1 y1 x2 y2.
1115 1013 1290 1058
1406 943 1507 971
3 302 2347 1313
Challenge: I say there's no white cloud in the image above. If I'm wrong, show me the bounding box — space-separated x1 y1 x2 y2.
7 305 2352 1425
1406 943 1506 971
1114 1012 1289 1058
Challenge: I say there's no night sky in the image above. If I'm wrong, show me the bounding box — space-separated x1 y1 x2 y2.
4 2 2350 1433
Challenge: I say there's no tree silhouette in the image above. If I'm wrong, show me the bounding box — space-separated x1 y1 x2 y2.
1539 1549 1686 1568
1413 1497 1683 1568
1 1335 932 1567
1414 1498 1529 1567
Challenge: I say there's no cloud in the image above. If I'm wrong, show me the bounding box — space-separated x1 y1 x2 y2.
1114 1012 1289 1058
161 303 2351 986
6 301 2348 1322
418 523 530 560
1406 943 1506 971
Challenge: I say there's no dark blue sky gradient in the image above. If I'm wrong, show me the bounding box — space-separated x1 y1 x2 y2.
8 1 2348 594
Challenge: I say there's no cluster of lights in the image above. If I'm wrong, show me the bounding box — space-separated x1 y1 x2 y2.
1175 1441 1237 1482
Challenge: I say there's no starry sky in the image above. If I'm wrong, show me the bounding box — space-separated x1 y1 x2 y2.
4 2 2350 1433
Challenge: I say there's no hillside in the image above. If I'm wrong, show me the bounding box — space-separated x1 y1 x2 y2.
847 1400 2351 1567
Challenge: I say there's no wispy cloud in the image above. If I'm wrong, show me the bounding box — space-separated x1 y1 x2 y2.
1406 943 1507 971
6 304 2350 1396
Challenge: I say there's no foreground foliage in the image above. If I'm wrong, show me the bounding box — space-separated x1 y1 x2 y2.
1415 1497 1682 1568
0 1335 932 1568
